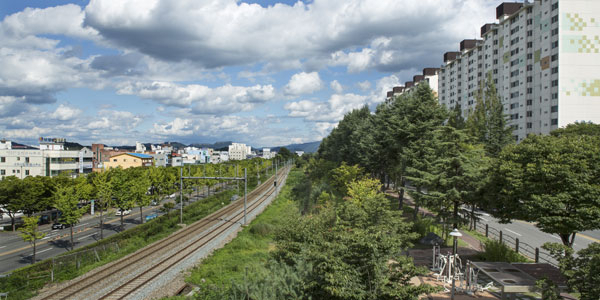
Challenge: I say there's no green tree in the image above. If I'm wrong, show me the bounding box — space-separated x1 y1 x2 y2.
132 170 152 224
19 216 46 264
551 122 600 138
543 242 600 300
110 167 135 231
465 73 513 157
53 184 87 250
331 163 364 196
0 176 23 231
93 170 112 239
490 134 600 247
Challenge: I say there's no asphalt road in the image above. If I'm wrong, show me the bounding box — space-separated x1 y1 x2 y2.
472 209 600 256
0 182 232 274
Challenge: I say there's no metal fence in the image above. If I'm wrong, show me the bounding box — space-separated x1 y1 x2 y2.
474 221 558 267
0 240 127 298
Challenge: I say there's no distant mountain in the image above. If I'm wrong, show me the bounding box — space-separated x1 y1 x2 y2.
271 141 321 153
189 141 233 150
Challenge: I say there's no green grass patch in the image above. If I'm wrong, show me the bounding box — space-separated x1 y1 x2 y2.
183 168 303 293
0 173 276 300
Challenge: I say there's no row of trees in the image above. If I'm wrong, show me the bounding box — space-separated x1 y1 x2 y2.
315 77 600 296
2 158 276 263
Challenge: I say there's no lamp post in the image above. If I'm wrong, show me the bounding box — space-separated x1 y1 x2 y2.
450 228 462 300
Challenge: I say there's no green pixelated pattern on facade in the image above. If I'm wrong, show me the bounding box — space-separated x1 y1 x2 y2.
563 35 600 53
563 13 600 31
562 79 600 97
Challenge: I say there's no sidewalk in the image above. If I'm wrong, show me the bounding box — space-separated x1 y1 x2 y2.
385 188 484 252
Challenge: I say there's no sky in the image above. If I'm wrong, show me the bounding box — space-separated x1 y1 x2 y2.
0 0 502 147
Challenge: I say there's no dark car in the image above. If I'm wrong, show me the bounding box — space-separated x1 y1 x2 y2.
52 223 70 230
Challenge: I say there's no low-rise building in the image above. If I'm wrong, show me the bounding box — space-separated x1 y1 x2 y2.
103 153 154 170
228 143 249 160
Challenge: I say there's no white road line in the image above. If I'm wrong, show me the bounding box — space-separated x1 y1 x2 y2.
42 234 59 240
0 246 6 249
77 233 97 241
480 217 489 222
549 235 562 240
504 228 522 237
74 223 89 228
26 248 52 257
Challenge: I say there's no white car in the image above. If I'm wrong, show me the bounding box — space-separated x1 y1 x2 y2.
115 209 131 216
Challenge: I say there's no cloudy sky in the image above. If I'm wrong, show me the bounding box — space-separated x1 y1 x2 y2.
0 0 501 147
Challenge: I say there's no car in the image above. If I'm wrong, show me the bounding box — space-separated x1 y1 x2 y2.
151 200 160 206
52 223 70 230
115 209 131 216
145 214 158 221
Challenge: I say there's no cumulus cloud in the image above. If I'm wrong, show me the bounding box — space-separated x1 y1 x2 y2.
330 80 343 93
82 0 498 71
357 80 372 91
117 81 275 114
284 72 323 96
284 93 368 123
51 104 83 121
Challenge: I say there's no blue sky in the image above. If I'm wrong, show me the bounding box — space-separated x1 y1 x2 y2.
0 0 499 147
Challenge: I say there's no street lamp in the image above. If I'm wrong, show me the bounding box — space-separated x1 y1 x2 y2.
449 228 462 300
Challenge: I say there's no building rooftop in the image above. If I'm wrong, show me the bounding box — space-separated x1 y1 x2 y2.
124 152 153 159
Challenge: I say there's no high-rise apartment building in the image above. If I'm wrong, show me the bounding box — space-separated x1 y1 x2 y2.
439 0 600 141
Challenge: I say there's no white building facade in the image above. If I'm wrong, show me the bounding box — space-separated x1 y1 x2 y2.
0 138 93 179
228 143 249 160
438 0 600 141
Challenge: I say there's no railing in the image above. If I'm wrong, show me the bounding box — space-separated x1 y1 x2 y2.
474 221 558 267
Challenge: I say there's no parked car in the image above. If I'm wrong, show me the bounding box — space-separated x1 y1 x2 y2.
52 223 70 230
145 214 158 222
115 209 131 216
151 200 160 206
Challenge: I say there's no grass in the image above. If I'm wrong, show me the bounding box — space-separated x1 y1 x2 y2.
179 168 303 296
0 173 275 300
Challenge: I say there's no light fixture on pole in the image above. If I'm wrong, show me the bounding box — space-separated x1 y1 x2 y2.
449 228 462 300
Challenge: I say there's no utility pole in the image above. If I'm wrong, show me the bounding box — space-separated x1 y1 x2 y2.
244 168 247 225
179 166 183 224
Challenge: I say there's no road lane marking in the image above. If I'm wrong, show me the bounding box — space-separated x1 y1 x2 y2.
0 246 5 249
578 233 600 243
26 248 52 257
504 228 522 237
0 206 158 258
74 223 89 228
479 217 488 222
77 233 97 241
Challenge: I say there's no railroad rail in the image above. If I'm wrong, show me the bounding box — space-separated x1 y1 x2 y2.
37 166 289 300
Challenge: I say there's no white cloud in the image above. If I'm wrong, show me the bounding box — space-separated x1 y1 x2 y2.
117 81 275 114
284 72 324 96
357 80 371 91
284 93 368 122
51 104 82 121
330 80 343 93
82 0 498 71
151 118 194 136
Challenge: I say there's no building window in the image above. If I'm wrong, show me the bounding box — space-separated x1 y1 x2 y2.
527 88 533 94
511 80 520 88
113 159 117 162
552 93 558 99
16 157 20 161
511 103 519 109
25 170 30 176
551 67 558 74
551 15 558 23
527 19 533 25
551 79 559 87
0 170 4 175
551 28 558 36
527 122 533 129
551 54 558 61
527 53 533 59
527 76 533 82
25 157 29 163
551 105 558 113
551 118 558 125
527 99 533 106
527 111 533 117
527 30 533 36
552 3 558 10
0 157 4 163
552 41 559 48
527 41 533 48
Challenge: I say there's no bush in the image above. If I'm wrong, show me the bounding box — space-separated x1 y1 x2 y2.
477 240 528 262
249 223 273 236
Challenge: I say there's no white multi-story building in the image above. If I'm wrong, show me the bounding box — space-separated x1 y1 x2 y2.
438 0 600 141
0 138 93 179
385 68 440 102
262 148 272 159
135 141 146 153
228 143 249 160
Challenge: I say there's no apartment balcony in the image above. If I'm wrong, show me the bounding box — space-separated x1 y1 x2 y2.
49 162 78 171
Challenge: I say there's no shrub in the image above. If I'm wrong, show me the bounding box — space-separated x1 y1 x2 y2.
477 240 528 262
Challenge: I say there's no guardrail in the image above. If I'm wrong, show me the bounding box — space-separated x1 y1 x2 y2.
474 221 558 267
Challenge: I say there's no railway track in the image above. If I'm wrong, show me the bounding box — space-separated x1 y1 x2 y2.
37 167 289 300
